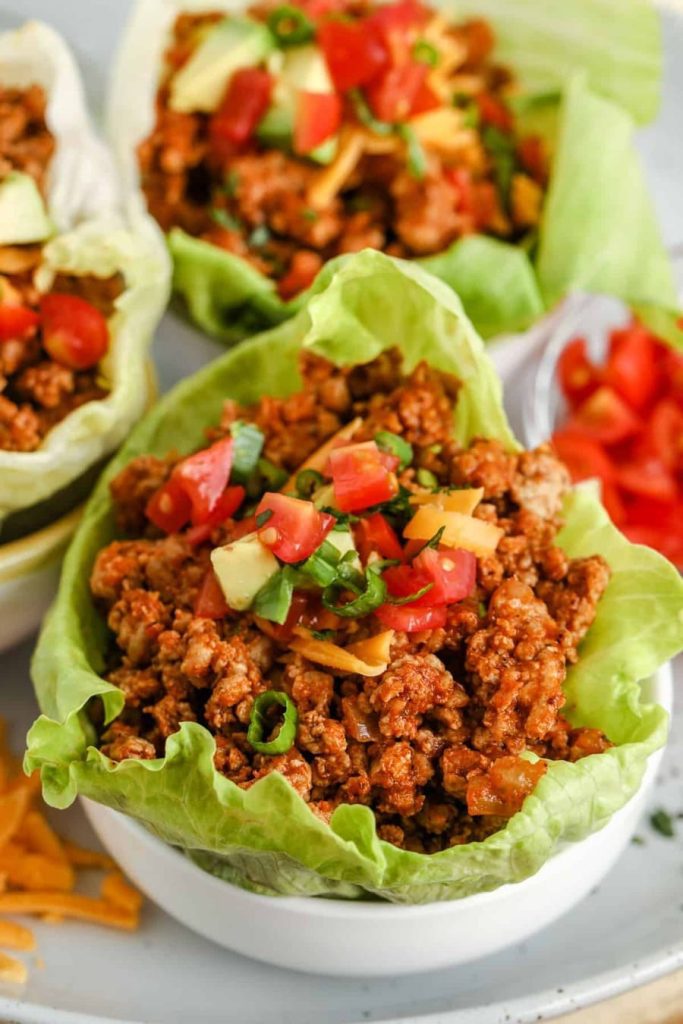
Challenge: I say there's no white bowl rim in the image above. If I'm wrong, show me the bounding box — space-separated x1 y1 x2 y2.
84 661 673 919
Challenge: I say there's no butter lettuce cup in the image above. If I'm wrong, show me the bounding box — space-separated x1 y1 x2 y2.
108 0 680 347
26 254 683 963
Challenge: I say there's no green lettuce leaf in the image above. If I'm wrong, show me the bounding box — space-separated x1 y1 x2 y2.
26 253 683 902
0 218 170 523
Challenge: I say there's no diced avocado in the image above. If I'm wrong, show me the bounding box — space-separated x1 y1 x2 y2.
0 172 52 246
211 532 279 611
170 17 275 114
280 45 334 96
308 135 338 165
256 105 295 149
256 45 337 163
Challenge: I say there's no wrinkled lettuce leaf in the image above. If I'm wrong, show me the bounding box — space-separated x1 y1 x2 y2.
0 219 169 523
26 252 683 903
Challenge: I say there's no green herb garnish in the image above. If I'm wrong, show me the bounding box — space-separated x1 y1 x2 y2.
397 123 427 180
296 468 325 499
322 564 387 618
248 225 271 248
255 508 274 529
650 809 676 838
230 421 265 482
258 458 288 490
416 468 438 488
375 431 413 471
210 208 243 232
349 89 394 136
251 568 294 624
223 170 240 197
247 690 298 754
412 39 439 67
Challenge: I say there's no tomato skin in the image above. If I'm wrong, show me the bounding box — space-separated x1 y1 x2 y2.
410 79 441 115
354 513 404 563
568 386 642 446
172 437 235 526
146 477 193 534
40 294 109 370
185 485 246 545
605 324 661 411
477 92 512 131
194 569 230 619
318 20 388 92
616 458 677 503
329 441 399 512
518 135 547 184
366 0 428 64
366 61 428 122
294 91 342 155
557 338 601 407
375 602 447 632
413 547 477 604
644 399 683 473
256 492 335 563
209 68 273 150
0 303 39 342
621 521 683 570
383 563 434 606
445 167 474 218
551 430 615 483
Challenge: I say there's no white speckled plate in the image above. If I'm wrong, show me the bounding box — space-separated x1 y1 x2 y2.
0 1 680 1022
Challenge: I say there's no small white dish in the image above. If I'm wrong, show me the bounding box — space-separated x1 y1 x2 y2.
83 664 672 978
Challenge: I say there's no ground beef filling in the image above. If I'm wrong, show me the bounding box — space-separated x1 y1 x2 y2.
0 85 54 190
138 10 547 298
91 353 611 852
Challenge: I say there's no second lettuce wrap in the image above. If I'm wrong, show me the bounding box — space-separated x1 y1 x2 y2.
26 251 683 903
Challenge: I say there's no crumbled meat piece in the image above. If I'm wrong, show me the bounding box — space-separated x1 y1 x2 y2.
368 653 466 739
466 755 547 816
449 439 516 498
391 159 462 255
510 446 570 521
108 589 169 666
369 741 433 816
537 556 611 658
100 721 157 761
252 749 313 801
110 455 175 535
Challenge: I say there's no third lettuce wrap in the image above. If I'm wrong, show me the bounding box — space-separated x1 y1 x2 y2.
26 251 683 903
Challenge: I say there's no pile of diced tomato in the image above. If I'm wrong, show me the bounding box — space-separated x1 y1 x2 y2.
553 321 683 568
0 294 109 370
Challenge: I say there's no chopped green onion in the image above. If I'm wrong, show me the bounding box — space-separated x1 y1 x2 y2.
322 565 387 618
478 601 487 618
300 539 342 588
230 421 265 482
428 443 442 455
349 89 394 137
255 508 274 529
296 468 325 499
375 431 413 471
267 5 314 46
302 208 319 222
388 581 434 606
650 809 675 838
258 457 288 490
223 170 240 197
482 124 516 203
210 207 243 232
247 690 298 754
461 103 480 129
398 124 427 180
416 468 438 488
311 628 336 641
251 569 294 624
410 525 446 559
248 225 271 248
412 39 439 67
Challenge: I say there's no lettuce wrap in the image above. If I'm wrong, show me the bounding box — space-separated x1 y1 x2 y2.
26 251 683 903
107 0 680 345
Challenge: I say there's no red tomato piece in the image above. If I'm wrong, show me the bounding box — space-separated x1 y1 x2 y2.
367 0 428 64
567 386 642 446
375 602 447 632
185 485 246 545
621 522 683 570
277 250 323 300
354 512 404 563
0 303 39 342
517 135 547 184
318 20 388 92
194 569 230 619
557 338 601 408
661 344 683 407
445 167 474 217
413 547 476 604
383 563 434 606
644 398 683 473
616 458 677 503
410 79 441 115
209 68 273 150
605 323 661 412
172 437 235 526
256 492 335 563
477 92 513 131
294 91 342 155
328 441 399 512
366 61 428 122
146 478 193 534
40 294 109 370
551 429 616 483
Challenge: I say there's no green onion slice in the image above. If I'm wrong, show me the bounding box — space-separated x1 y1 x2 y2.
322 564 387 618
416 468 438 488
230 421 265 482
300 539 342 588
251 569 294 624
210 207 243 232
296 468 325 499
375 431 413 471
258 458 289 490
412 39 439 67
267 5 315 46
387 581 434 606
247 690 298 754
349 89 395 136
398 123 427 180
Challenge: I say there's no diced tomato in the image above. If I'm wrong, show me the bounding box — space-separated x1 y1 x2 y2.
0 303 39 342
209 68 273 152
625 495 682 531
328 441 399 512
194 569 230 619
413 547 476 604
383 563 434 606
410 79 441 115
621 522 683 569
616 458 677 503
365 61 428 122
604 324 661 411
146 478 193 534
477 92 512 132
185 485 246 545
551 430 615 483
375 602 447 632
445 167 474 217
40 294 109 370
661 344 683 407
643 398 683 473
567 386 642 446
277 250 323 300
471 181 500 232
172 437 235 526
294 91 342 155
367 0 428 65
557 338 601 407
256 492 335 563
318 20 388 92
517 135 547 185
354 513 404 563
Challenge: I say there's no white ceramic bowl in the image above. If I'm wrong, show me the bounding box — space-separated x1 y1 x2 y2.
83 664 672 978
